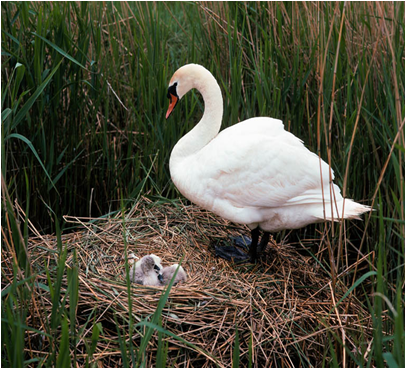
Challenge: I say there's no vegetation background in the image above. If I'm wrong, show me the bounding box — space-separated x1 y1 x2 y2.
1 1 404 367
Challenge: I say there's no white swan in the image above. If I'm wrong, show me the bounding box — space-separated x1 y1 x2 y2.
166 64 370 262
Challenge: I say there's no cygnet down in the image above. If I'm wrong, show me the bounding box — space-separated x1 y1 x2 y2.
129 254 163 286
161 264 187 285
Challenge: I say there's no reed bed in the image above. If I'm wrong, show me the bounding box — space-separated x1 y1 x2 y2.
2 197 375 367
1 1 404 367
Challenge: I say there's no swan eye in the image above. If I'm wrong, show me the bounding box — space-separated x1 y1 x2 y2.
166 82 179 119
167 82 178 99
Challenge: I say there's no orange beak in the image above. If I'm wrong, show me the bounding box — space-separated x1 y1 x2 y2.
166 93 178 119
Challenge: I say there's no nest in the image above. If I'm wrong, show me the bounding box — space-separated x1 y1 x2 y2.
19 197 372 367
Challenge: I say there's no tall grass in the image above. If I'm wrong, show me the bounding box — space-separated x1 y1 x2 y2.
1 1 404 367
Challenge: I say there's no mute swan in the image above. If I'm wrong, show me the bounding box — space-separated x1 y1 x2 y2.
161 264 187 285
130 254 163 286
166 64 370 262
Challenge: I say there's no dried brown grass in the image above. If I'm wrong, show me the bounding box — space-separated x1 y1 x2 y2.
17 197 373 367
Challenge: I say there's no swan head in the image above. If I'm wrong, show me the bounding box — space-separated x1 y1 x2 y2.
166 64 210 119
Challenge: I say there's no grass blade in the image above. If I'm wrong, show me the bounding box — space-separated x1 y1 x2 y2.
232 324 240 368
5 133 58 193
9 59 63 131
32 32 88 70
56 317 71 368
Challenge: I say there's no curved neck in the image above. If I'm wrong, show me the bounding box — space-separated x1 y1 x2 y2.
171 70 223 161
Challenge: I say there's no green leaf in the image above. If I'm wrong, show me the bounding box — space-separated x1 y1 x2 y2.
0 275 34 298
90 322 102 356
48 149 84 190
56 317 71 368
1 108 12 122
32 32 87 70
11 59 63 130
3 30 20 45
334 271 378 309
232 325 240 368
383 352 399 368
156 316 168 368
136 321 221 367
136 261 183 366
5 133 58 193
36 282 50 292
0 318 52 339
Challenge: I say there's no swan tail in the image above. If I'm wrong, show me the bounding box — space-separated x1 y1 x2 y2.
323 199 371 222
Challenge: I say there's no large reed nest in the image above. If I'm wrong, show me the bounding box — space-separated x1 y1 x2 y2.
23 197 372 367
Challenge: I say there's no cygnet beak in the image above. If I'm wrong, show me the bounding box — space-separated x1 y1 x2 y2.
158 274 164 282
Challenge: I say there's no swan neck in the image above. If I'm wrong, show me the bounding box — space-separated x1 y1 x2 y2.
200 80 223 133
173 72 223 159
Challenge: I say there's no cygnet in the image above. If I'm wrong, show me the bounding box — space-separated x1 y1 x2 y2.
129 254 163 286
161 264 187 285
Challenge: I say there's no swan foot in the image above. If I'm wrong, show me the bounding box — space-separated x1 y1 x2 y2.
229 235 252 250
215 245 252 263
214 230 270 263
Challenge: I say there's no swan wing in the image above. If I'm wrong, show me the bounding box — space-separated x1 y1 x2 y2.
191 117 336 209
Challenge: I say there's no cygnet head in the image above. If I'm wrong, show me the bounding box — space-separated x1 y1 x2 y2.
131 254 163 285
139 254 162 273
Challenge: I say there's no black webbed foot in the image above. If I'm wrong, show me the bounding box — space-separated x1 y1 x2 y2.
229 235 252 250
214 245 251 263
213 228 271 263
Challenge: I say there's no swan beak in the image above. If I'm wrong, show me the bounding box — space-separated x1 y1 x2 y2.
166 93 178 119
